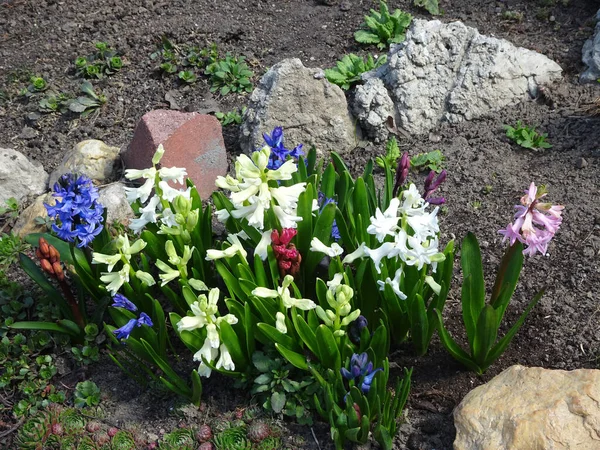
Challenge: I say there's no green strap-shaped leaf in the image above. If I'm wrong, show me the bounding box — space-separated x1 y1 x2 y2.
434 309 482 374
296 188 314 257
408 294 429 356
490 241 524 325
484 289 545 372
243 302 255 359
316 325 341 371
169 312 204 354
292 313 319 355
460 232 486 350
472 305 498 368
190 370 203 406
219 320 248 370
140 339 191 396
258 322 301 352
321 163 337 198
215 260 246 301
304 202 336 275
275 343 308 370
10 320 81 337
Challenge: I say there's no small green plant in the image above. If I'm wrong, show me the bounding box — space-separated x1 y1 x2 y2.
0 233 29 272
151 37 219 78
38 92 71 113
71 324 101 365
215 107 246 126
19 76 49 98
505 121 552 150
213 425 252 450
472 200 482 209
502 10 524 22
354 0 413 50
0 196 20 226
414 0 440 15
75 42 123 79
205 53 253 95
376 136 401 171
250 350 318 425
73 380 101 407
178 70 197 84
325 53 387 90
67 81 107 117
410 149 446 172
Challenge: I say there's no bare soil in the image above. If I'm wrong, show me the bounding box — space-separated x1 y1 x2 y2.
1 0 600 449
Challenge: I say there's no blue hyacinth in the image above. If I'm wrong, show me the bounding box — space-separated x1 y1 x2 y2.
113 312 153 340
45 174 104 248
111 294 138 312
261 126 304 170
341 352 383 394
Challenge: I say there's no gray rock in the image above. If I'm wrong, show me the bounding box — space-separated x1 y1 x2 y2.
581 9 600 83
454 365 600 450
240 58 360 155
0 148 48 205
49 139 121 188
361 19 562 136
19 126 38 140
98 182 134 225
351 78 395 143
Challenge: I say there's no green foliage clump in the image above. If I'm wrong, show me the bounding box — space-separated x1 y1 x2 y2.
410 149 446 172
75 42 123 79
159 428 195 449
375 136 401 171
66 81 107 118
215 107 246 126
74 380 101 408
505 121 552 150
250 350 318 425
205 53 253 96
19 76 49 97
325 53 387 90
354 1 413 49
414 0 440 15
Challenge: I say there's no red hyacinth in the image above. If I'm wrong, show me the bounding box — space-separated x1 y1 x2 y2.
271 228 301 277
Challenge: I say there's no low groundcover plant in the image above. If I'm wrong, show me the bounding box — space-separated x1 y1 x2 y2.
12 126 564 450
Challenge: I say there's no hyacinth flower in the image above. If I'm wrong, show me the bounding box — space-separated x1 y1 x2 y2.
45 173 104 248
340 352 383 394
315 275 361 337
262 126 304 170
113 312 153 340
111 293 137 312
422 169 447 205
177 288 238 377
215 146 306 230
271 228 302 277
392 152 410 197
348 315 369 344
252 274 317 312
124 144 196 236
499 182 564 256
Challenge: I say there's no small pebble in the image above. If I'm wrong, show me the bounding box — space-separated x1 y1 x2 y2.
575 157 588 169
340 1 351 11
20 126 37 139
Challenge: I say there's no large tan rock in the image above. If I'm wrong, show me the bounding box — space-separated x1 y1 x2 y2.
12 193 55 238
454 365 600 450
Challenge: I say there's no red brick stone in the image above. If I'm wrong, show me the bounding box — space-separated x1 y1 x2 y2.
123 110 228 199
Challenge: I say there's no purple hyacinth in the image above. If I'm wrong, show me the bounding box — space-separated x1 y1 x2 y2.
261 126 304 170
45 173 104 248
423 170 447 205
340 352 383 394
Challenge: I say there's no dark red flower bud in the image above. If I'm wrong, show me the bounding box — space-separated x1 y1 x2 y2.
40 259 54 275
52 262 65 281
279 228 297 245
39 237 50 257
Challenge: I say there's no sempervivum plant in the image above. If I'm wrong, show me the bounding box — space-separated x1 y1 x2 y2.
246 421 271 443
196 424 213 443
213 426 252 450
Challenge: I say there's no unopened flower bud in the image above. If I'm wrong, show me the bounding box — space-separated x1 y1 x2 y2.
52 262 64 281
39 238 50 257
40 259 54 275
152 144 165 165
173 195 191 215
49 245 60 263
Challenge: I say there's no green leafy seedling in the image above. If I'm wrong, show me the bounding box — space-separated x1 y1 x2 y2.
67 81 107 117
410 150 445 172
414 0 440 15
178 70 197 83
205 53 253 96
505 121 552 150
73 380 100 407
215 107 246 126
375 136 400 170
354 1 413 50
325 54 387 90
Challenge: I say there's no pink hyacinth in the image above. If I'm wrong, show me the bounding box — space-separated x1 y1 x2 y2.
498 182 564 256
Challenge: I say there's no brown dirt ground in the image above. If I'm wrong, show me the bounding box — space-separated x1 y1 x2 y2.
1 0 600 449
